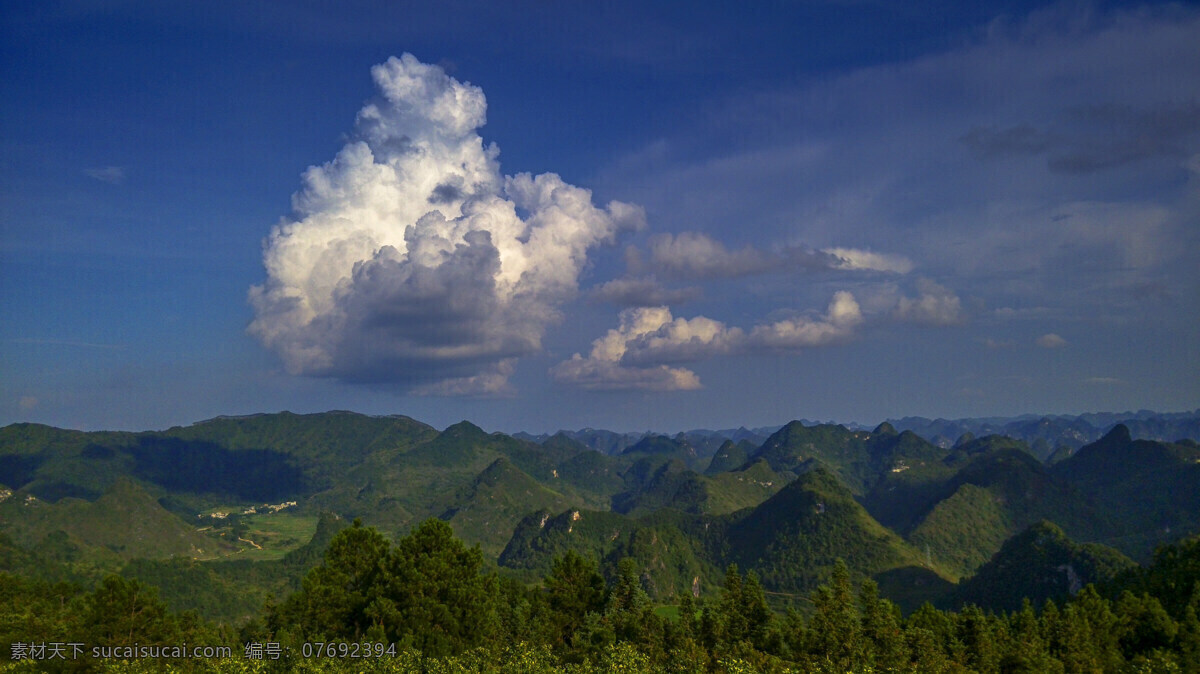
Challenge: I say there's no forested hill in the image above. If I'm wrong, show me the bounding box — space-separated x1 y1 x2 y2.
1 410 1198 627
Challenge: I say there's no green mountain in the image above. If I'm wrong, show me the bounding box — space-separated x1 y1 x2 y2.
2 410 1197 624
1051 424 1200 560
611 457 787 517
722 466 941 597
950 521 1136 612
704 439 754 474
904 449 1101 578
750 421 944 495
0 478 233 564
439 457 573 557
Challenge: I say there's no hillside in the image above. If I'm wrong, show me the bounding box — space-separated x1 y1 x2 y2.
439 458 574 557
949 521 1137 611
0 478 233 564
722 466 941 596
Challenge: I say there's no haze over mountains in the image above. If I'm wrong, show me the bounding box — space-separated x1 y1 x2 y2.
522 409 1200 460
1 409 1198 624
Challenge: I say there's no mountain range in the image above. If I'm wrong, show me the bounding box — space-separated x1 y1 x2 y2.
1 409 1198 623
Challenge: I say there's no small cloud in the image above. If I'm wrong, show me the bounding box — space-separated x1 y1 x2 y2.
982 337 1014 349
643 232 778 280
590 277 700 307
1036 333 1068 348
18 396 38 411
822 247 914 274
84 166 125 184
894 279 965 326
1084 376 1124 385
636 231 835 280
746 291 862 350
995 307 1050 320
411 359 517 396
550 356 702 391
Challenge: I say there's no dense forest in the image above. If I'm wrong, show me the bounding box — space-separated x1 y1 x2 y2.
1 519 1198 672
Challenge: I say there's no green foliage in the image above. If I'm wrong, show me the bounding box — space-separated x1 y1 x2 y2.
1115 591 1178 657
543 551 607 648
951 521 1137 612
271 519 499 658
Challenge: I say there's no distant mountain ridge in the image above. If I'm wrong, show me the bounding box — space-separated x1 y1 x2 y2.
518 410 1200 459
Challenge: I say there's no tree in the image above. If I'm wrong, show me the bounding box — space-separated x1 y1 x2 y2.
806 561 865 670
371 518 500 657
543 550 607 648
85 575 176 646
270 518 499 658
271 518 390 640
1000 599 1062 674
1115 591 1178 658
605 557 661 651
1178 586 1200 674
859 579 906 671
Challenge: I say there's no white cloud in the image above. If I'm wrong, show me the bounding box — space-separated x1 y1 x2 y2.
549 306 718 390
590 277 700 307
550 356 702 392
637 231 835 280
822 247 913 274
894 279 965 326
552 291 862 390
643 231 777 279
746 291 862 349
249 54 644 394
1036 333 1068 348
84 166 125 184
18 396 38 412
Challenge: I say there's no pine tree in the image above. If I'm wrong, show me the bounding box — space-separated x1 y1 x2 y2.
606 557 659 648
1000 599 1062 674
859 579 906 672
807 560 865 670
372 518 500 657
1176 585 1200 674
283 518 390 639
544 550 607 648
85 575 176 646
1115 590 1178 658
957 605 1003 674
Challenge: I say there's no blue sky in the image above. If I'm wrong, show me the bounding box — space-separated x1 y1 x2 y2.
2 0 1197 433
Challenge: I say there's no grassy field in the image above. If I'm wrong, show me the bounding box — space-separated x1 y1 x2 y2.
200 509 318 561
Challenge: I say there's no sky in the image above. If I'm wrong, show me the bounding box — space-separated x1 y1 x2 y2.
2 0 1198 434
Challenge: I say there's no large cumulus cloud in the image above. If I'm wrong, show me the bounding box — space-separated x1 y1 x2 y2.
249 54 643 393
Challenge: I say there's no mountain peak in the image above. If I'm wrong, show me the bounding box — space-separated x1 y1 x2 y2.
1100 423 1132 444
443 420 487 437
873 422 898 436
